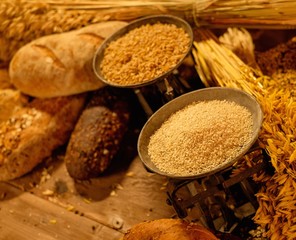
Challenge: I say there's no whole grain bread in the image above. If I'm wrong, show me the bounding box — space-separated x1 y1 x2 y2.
9 21 127 98
65 87 130 180
0 94 86 181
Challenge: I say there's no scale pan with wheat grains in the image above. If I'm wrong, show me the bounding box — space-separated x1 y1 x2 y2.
137 87 263 180
92 14 193 88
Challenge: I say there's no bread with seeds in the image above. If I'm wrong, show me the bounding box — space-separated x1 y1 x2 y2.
0 94 86 181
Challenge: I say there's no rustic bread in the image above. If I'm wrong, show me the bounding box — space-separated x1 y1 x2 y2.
65 87 130 180
122 219 218 240
9 21 127 98
0 94 86 181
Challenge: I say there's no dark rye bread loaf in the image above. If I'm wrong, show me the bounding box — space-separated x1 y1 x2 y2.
64 87 130 180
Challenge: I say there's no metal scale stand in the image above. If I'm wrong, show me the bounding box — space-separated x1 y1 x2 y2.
133 70 196 117
165 145 271 233
137 87 265 237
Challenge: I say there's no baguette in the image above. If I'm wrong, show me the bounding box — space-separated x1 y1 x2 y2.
0 94 86 181
122 219 218 240
9 21 127 98
65 87 130 180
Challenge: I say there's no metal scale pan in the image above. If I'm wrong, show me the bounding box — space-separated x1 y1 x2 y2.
93 15 194 116
93 14 193 88
137 87 263 180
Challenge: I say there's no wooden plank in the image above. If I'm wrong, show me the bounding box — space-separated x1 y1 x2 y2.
0 182 123 240
7 152 176 233
2 116 176 238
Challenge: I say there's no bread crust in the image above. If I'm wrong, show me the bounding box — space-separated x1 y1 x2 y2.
65 87 130 180
122 219 218 240
9 21 127 98
0 94 86 181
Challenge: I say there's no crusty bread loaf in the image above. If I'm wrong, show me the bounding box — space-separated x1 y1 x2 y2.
0 94 86 181
65 87 130 180
9 21 127 98
122 219 218 240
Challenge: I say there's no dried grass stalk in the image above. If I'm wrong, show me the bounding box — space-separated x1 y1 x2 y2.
1 0 296 66
24 0 296 28
218 28 258 69
192 0 296 28
0 0 113 66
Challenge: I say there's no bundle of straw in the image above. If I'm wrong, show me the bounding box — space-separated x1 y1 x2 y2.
192 29 296 240
25 0 296 28
1 0 296 66
0 0 195 66
192 0 296 28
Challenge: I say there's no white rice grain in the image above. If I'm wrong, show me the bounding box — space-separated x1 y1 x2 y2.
148 100 253 176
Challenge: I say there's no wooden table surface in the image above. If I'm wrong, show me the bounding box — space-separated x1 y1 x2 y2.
0 148 176 240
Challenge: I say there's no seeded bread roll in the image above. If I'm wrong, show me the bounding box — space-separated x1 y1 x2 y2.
9 21 127 98
0 94 86 181
65 87 130 180
122 219 218 240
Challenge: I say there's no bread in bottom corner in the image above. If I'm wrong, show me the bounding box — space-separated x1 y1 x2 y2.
122 218 218 240
0 94 86 181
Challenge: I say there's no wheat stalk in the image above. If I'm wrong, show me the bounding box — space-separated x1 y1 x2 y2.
192 28 296 239
1 0 296 66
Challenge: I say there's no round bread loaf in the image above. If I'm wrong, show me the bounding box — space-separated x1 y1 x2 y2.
122 219 218 240
65 87 130 180
9 21 127 98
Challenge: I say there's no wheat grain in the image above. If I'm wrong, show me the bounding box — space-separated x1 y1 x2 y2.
100 22 190 86
192 28 296 239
